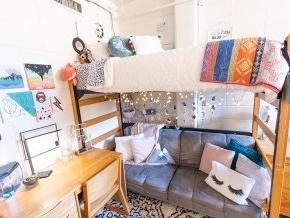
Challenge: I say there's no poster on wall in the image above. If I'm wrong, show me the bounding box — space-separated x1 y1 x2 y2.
32 90 53 122
24 64 55 90
0 91 35 122
0 65 25 89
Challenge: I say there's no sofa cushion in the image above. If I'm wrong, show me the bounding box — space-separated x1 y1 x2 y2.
192 171 225 215
201 132 227 148
125 164 148 194
180 131 203 168
168 167 196 209
224 198 263 218
158 129 181 164
143 164 176 201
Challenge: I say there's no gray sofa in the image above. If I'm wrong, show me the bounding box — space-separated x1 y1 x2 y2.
124 128 263 218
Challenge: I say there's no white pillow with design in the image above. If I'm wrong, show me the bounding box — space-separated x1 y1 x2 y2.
115 133 144 162
205 161 255 205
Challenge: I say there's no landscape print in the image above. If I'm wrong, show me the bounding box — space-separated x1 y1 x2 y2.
0 65 25 89
24 64 55 90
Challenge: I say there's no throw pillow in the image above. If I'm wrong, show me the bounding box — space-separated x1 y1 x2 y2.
199 143 235 174
205 161 255 205
236 154 271 208
163 148 176 164
115 134 144 162
108 36 134 57
228 139 264 169
146 143 168 164
131 122 164 144
130 36 164 55
131 136 156 164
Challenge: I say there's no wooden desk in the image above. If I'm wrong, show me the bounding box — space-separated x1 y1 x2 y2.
0 149 127 218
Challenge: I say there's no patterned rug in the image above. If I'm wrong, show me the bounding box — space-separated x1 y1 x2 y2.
96 192 209 218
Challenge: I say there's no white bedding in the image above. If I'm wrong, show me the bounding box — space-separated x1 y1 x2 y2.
87 46 275 98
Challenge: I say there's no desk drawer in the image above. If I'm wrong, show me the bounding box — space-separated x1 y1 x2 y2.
39 192 79 218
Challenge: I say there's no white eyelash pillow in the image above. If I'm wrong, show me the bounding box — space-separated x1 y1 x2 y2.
205 161 255 205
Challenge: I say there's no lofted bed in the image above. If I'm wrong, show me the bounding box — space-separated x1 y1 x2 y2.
68 36 290 217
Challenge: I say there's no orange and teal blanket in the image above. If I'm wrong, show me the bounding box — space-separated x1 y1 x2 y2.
200 38 289 93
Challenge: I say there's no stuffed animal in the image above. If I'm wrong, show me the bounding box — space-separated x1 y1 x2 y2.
62 63 77 86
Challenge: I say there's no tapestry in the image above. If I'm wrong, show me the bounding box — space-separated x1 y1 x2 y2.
0 65 25 89
24 64 55 90
201 38 289 93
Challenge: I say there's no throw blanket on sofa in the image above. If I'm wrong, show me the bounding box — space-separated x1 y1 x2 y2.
200 38 289 93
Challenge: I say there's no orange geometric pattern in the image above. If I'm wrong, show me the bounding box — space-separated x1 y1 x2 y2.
229 38 259 84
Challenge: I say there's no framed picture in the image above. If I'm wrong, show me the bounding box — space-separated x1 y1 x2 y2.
0 65 25 89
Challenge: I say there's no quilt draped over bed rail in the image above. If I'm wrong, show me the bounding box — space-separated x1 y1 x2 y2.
200 38 289 93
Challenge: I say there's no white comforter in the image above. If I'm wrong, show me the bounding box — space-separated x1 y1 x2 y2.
87 46 274 96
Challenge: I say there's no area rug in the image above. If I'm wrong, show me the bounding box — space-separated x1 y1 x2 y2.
96 191 209 218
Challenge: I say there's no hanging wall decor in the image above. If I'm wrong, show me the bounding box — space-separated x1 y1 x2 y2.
24 64 55 90
0 65 25 89
51 96 63 112
95 23 104 41
0 91 35 122
32 90 53 122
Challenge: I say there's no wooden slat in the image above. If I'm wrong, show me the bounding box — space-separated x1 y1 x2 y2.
256 139 273 172
269 90 290 218
86 127 121 147
83 111 119 127
254 115 276 145
116 94 123 136
252 93 261 138
79 94 119 107
257 93 280 108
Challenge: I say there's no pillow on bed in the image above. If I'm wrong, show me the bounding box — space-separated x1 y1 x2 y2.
115 133 144 162
130 36 164 55
236 154 271 208
108 36 134 57
205 161 255 205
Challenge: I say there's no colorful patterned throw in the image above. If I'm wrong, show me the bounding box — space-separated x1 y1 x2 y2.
201 38 289 93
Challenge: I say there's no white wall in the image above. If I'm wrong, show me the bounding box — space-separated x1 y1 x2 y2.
118 0 175 49
0 0 117 168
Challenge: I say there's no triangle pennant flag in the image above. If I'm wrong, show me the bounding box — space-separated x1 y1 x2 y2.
7 91 36 117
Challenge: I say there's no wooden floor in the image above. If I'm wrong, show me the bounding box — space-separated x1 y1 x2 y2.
258 139 290 217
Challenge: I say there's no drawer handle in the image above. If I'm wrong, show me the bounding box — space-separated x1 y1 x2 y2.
39 200 62 216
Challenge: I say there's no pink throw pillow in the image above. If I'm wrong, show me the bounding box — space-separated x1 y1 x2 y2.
199 143 235 174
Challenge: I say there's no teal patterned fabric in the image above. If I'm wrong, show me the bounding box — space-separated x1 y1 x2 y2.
108 36 134 57
228 139 264 169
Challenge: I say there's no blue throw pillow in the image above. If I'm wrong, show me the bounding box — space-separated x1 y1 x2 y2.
108 36 134 57
228 139 264 169
146 144 168 164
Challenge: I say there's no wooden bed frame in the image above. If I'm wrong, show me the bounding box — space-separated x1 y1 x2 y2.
68 37 290 218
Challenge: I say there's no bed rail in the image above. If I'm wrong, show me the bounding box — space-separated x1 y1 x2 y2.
252 89 290 218
68 81 123 151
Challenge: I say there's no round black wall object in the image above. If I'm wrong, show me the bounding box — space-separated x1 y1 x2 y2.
72 37 85 54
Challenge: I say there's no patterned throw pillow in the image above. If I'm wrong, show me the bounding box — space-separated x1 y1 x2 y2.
205 161 255 205
236 154 271 208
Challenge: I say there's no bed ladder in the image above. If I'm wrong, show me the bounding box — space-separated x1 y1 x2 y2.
252 90 290 218
68 80 123 151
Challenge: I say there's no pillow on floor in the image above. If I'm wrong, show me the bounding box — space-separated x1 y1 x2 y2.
205 161 255 205
236 154 271 208
130 36 164 55
131 136 156 164
228 139 264 169
115 134 144 162
199 143 235 174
